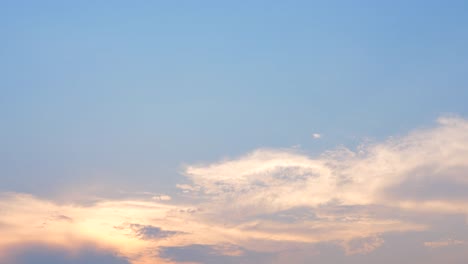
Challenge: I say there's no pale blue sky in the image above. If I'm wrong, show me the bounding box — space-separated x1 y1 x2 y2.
1 1 468 195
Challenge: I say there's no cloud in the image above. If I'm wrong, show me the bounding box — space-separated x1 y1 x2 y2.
0 193 184 264
2 243 130 264
0 116 468 263
128 224 181 240
160 244 272 264
179 116 468 254
312 133 322 139
184 116 468 215
424 238 465 248
152 195 172 201
341 236 384 255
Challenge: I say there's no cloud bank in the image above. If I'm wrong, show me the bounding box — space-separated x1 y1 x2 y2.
1 116 468 263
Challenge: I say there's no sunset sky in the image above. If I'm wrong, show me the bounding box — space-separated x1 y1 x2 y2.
1 1 468 263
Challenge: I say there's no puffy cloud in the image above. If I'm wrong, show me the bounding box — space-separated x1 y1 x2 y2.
184 116 468 215
0 193 184 264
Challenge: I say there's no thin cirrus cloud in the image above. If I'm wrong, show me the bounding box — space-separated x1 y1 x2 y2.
0 116 468 263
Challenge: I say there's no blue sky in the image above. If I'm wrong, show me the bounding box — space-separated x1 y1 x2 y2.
2 0 468 195
1 1 468 263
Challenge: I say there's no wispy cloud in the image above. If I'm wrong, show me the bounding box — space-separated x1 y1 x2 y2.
185 116 468 214
424 238 465 248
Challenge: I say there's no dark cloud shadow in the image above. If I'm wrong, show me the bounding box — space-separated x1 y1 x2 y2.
129 223 181 240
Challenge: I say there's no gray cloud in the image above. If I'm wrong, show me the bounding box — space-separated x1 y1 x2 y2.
4 243 130 264
161 244 273 264
129 223 181 240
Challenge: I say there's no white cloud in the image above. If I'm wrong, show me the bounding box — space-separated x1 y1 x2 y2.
184 116 468 215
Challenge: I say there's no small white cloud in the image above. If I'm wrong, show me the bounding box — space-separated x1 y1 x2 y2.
312 133 321 139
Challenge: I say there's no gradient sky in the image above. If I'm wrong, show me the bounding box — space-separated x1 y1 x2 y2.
1 1 468 264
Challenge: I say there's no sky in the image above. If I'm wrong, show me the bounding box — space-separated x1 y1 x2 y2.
1 1 468 263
